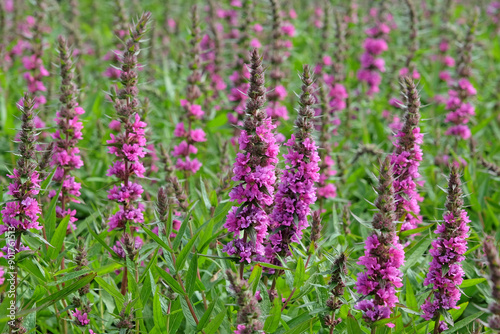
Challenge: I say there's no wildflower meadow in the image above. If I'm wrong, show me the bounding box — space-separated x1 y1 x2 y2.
2 0 500 333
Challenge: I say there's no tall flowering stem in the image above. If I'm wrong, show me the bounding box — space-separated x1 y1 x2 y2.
484 236 500 330
1 94 42 334
266 0 293 123
354 157 404 327
325 253 348 332
357 7 391 97
266 65 320 266
444 12 478 140
316 76 337 206
172 6 206 175
421 166 470 333
105 12 151 294
203 0 226 105
223 49 279 272
227 0 253 130
49 35 85 232
390 77 423 232
399 0 420 79
21 0 49 111
226 270 264 334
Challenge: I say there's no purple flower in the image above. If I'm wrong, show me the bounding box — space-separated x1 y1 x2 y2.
390 77 423 232
355 157 404 326
106 13 151 231
223 49 279 263
357 10 392 97
422 167 470 326
72 309 90 326
1 95 42 237
266 66 320 265
173 9 206 175
48 37 86 231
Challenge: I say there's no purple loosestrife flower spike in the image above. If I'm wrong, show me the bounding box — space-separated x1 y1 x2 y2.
357 6 393 97
421 166 470 332
266 0 293 124
226 270 264 333
355 157 405 327
49 35 85 232
484 236 500 330
266 65 320 265
444 11 478 140
223 49 279 264
172 5 206 174
227 0 255 130
106 12 152 233
316 75 337 202
390 76 423 232
1 94 42 237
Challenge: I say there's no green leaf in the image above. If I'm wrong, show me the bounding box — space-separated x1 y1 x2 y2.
346 312 362 334
172 210 192 250
142 225 173 253
264 297 281 332
204 309 226 334
406 277 417 311
176 230 200 271
13 273 96 319
139 248 159 283
180 295 198 327
44 186 62 242
156 267 186 295
153 290 167 332
403 236 433 271
186 253 198 296
442 311 484 333
399 223 435 238
200 177 211 210
94 276 124 309
283 318 316 334
248 264 263 295
256 262 290 271
293 257 305 288
47 215 70 260
196 300 216 331
450 302 468 321
88 223 117 256
40 167 56 193
459 278 486 288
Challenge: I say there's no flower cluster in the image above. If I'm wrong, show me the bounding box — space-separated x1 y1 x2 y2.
266 66 320 264
223 49 279 263
1 95 42 236
488 2 500 27
422 167 470 331
48 36 85 232
172 6 206 174
20 6 49 111
444 14 478 140
355 157 404 326
358 8 391 97
72 309 90 326
484 236 500 330
106 12 151 232
202 4 226 102
390 77 423 232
